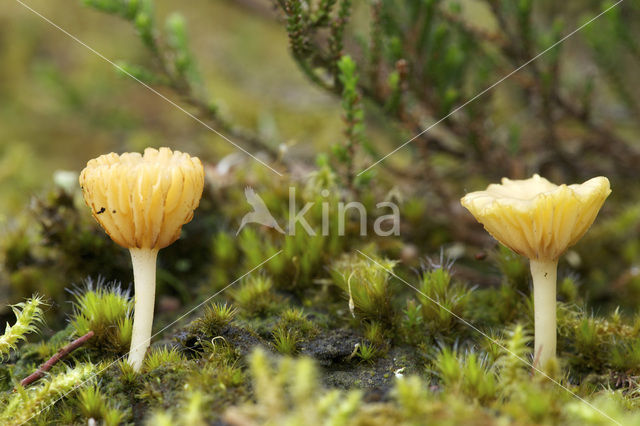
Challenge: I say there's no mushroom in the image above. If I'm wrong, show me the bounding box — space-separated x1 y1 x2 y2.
80 147 204 370
461 174 610 367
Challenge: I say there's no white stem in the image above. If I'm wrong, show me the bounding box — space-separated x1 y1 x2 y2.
530 258 558 370
128 247 159 371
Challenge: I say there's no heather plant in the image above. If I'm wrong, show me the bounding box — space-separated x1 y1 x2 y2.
69 279 133 355
0 364 96 425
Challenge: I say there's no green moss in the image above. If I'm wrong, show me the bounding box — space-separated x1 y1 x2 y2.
331 253 398 327
144 347 185 372
3 178 640 424
363 321 386 346
558 276 580 303
418 264 472 336
469 283 526 328
0 296 44 358
277 308 318 339
213 232 238 266
225 348 364 424
0 364 96 425
76 384 125 425
232 275 282 316
354 342 378 363
192 302 238 337
272 327 299 355
69 280 133 355
146 391 208 426
493 245 529 292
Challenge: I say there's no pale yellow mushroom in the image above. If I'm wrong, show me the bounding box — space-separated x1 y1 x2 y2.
461 174 610 368
80 147 204 371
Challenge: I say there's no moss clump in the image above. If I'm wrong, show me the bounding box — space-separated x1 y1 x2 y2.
0 364 96 425
144 347 185 372
224 348 365 425
354 342 379 363
3 171 640 425
140 345 247 424
192 302 238 337
2 189 130 307
232 275 283 316
4 184 640 424
0 296 44 358
271 327 299 355
331 253 398 327
145 391 208 426
432 347 498 404
274 308 319 342
69 279 133 355
558 304 640 376
417 264 473 336
77 384 125 426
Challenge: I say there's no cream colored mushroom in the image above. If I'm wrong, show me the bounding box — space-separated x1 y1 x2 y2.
461 174 610 368
80 147 204 371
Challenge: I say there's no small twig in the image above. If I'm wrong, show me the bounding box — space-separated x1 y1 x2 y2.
18 331 94 389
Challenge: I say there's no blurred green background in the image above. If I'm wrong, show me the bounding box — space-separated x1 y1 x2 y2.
0 0 346 216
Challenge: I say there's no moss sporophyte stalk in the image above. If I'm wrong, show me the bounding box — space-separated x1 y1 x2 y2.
461 174 611 368
79 147 204 371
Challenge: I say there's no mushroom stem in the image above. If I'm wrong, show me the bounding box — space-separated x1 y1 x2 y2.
530 258 558 369
128 247 159 371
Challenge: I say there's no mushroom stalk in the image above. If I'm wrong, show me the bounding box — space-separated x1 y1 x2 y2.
128 248 159 371
530 259 557 369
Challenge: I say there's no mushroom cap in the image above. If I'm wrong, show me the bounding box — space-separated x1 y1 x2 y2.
79 147 205 250
461 174 611 261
